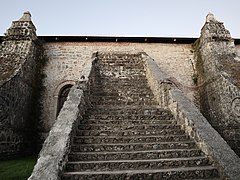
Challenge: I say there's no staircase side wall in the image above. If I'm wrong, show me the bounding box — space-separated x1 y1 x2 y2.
29 55 95 180
168 89 240 180
143 53 240 179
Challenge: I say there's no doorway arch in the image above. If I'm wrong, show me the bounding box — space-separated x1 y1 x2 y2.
56 84 73 117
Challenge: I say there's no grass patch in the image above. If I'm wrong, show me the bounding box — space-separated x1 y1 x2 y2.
0 155 37 180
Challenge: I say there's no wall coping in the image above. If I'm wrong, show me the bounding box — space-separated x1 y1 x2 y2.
1 35 240 44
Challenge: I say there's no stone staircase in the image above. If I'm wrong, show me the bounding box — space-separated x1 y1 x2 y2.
61 53 220 179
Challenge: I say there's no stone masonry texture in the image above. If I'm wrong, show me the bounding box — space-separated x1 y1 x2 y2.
1 11 240 179
196 13 240 156
61 52 221 179
0 12 39 157
144 54 240 179
41 42 195 141
29 51 240 180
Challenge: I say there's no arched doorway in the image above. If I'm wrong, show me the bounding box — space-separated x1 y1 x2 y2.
56 84 73 116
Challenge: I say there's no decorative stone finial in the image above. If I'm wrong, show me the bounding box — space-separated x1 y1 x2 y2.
4 11 36 41
18 11 32 21
206 12 217 23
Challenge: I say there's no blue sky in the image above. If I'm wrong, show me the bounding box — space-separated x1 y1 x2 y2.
0 0 240 38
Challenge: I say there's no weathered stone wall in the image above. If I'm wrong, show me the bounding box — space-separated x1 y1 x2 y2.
41 42 195 138
235 45 240 57
144 54 240 179
196 13 240 156
0 12 38 157
29 55 94 180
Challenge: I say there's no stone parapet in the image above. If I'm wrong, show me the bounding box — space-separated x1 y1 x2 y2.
28 54 95 180
168 89 240 180
143 52 240 179
29 86 84 180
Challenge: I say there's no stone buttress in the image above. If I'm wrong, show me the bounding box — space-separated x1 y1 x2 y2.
0 12 39 157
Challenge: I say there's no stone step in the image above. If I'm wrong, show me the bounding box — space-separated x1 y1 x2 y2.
77 124 181 131
73 135 189 144
97 60 143 65
91 82 150 89
92 84 151 90
98 72 146 78
94 76 148 81
94 73 147 77
85 114 173 121
91 92 120 96
91 95 155 100
97 59 143 63
97 59 144 64
79 119 176 125
90 88 153 95
98 66 145 70
76 128 185 136
97 54 142 58
97 54 141 60
92 83 150 89
65 156 210 172
68 149 204 161
71 141 196 152
91 92 154 98
94 75 148 81
91 95 155 102
90 89 153 96
92 80 149 85
89 106 172 116
93 81 148 86
91 87 145 92
62 166 219 180
97 66 145 70
97 60 144 65
92 100 157 106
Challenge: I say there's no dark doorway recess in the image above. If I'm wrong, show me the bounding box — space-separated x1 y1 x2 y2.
57 84 73 117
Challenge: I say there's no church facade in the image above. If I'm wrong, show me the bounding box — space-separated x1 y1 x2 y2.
0 12 240 179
